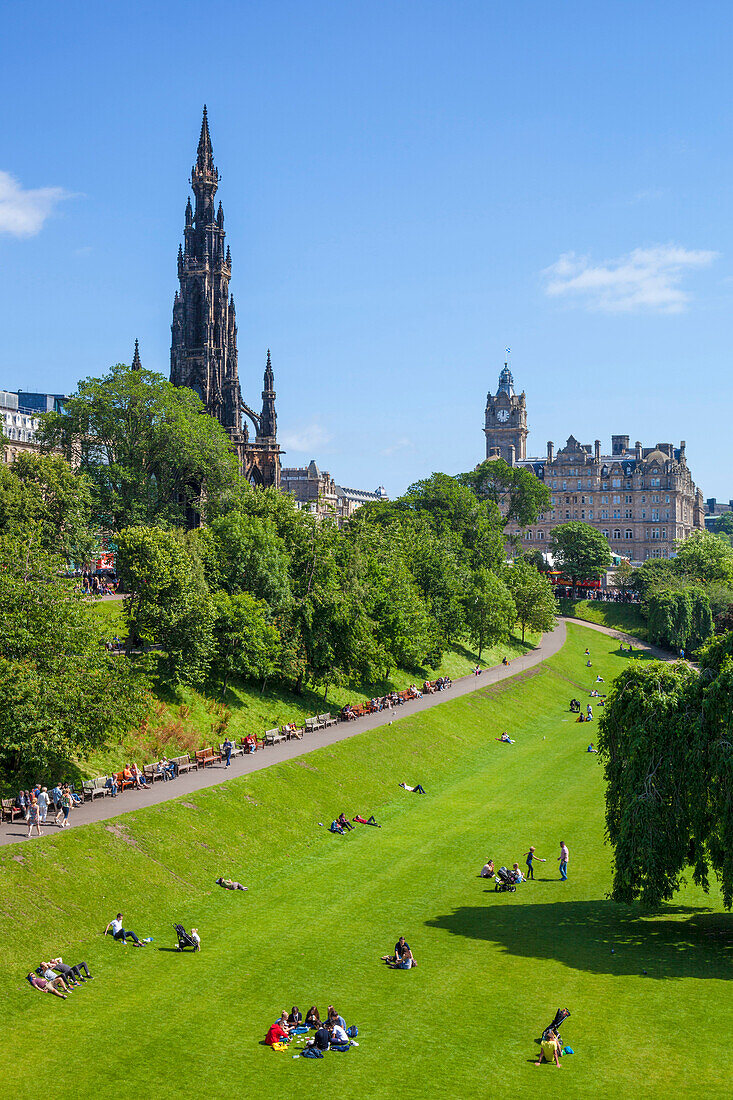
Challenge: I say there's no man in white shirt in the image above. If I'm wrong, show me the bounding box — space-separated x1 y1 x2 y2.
104 913 142 945
330 1022 349 1045
37 788 49 823
558 841 569 881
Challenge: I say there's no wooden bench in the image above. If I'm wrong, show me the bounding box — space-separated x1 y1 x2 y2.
116 771 135 792
143 764 164 784
82 777 110 801
304 716 321 733
263 727 285 746
319 713 337 727
239 737 260 754
1 798 23 823
195 747 221 768
173 753 197 774
281 723 303 740
219 741 244 759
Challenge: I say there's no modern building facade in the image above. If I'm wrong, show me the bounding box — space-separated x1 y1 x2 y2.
484 366 705 561
170 107 281 488
1 390 65 463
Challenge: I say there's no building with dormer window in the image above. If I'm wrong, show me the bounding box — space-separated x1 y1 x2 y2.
483 367 704 561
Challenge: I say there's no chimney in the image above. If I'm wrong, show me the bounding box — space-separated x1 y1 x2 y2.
547 441 554 463
508 445 515 467
635 441 642 459
612 434 629 456
680 440 686 459
594 440 601 461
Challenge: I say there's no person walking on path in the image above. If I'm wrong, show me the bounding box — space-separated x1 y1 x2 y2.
223 737 233 768
27 798 42 838
525 846 546 880
558 841 569 881
37 787 49 824
55 787 72 829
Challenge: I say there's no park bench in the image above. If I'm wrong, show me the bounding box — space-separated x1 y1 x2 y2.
195 747 221 768
263 728 285 746
239 738 261 754
219 741 244 758
82 777 110 801
1 798 23 823
304 716 322 733
116 771 135 792
173 753 197 774
143 764 164 784
319 713 337 727
281 723 304 740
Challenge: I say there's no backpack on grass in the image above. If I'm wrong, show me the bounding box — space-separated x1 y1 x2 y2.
346 1025 358 1038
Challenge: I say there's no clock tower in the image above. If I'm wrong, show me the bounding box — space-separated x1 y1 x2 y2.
484 364 528 464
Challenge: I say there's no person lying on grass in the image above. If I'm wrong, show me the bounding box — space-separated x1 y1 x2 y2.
353 814 381 826
337 813 354 831
535 1028 562 1067
41 961 79 987
216 877 247 890
496 732 515 744
27 972 68 999
48 957 93 982
399 782 425 793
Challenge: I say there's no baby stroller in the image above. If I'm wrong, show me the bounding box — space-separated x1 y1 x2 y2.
174 924 199 952
541 1007 571 1045
494 866 518 892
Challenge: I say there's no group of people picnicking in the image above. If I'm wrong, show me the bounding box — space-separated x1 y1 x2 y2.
265 1004 358 1054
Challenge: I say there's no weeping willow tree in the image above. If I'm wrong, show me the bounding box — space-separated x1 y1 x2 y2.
598 637 733 909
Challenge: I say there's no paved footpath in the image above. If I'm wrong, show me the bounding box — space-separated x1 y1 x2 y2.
0 617 672 846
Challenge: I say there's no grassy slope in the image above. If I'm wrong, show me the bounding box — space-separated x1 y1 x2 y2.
558 597 648 640
2 624 729 1099
81 597 539 777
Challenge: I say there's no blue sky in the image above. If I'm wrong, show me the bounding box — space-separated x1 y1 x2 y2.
2 1 732 498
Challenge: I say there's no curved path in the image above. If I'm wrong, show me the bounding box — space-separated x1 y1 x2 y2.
0 616 670 846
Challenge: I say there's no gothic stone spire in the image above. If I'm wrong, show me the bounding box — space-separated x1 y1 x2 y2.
258 349 277 440
131 338 142 370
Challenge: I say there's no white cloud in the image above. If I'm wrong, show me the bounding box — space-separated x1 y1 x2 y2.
0 170 73 237
381 437 412 457
280 422 332 453
543 244 718 313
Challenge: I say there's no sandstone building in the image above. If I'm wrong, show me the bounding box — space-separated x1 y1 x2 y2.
484 365 704 562
281 459 387 525
170 108 281 488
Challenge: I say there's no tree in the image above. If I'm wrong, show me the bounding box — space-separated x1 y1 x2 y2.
673 529 733 586
611 558 635 595
116 525 215 685
550 522 612 583
210 590 280 695
203 511 291 611
599 643 733 909
0 534 148 780
459 458 550 528
37 362 240 531
645 587 713 652
463 569 516 660
713 512 733 538
0 453 97 566
505 560 557 642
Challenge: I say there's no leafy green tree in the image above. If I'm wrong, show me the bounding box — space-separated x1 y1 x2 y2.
203 511 292 611
599 645 733 909
210 590 280 695
0 534 148 780
463 569 516 660
459 458 550 527
550 522 612 583
38 362 240 531
645 587 713 652
117 525 215 685
713 512 733 538
505 560 557 642
673 529 733 585
631 557 678 598
0 453 97 566
612 558 635 594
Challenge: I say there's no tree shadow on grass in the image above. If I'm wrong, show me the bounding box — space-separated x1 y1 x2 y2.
425 899 733 980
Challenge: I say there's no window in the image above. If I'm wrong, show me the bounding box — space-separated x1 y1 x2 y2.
652 495 659 503
602 481 609 489
601 509 609 519
562 481 567 490
625 495 632 504
662 529 667 539
641 495 646 503
642 510 647 520
612 478 621 488
565 496 570 503
613 529 621 539
565 511 570 519
665 494 670 503
601 495 608 504
613 510 620 519
651 477 660 487
587 479 593 489
581 496 586 504
613 495 621 504
652 529 660 540
651 509 659 521
526 530 533 539
581 510 585 519
625 510 632 519
588 510 594 520
538 530 545 540
625 529 633 539
602 529 610 539
552 480 557 489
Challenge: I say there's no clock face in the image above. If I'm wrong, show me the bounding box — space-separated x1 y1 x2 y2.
497 408 510 423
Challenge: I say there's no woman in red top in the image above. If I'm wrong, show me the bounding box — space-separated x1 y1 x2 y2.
264 1021 289 1046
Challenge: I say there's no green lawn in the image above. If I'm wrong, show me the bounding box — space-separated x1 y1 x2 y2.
1 624 729 1098
558 598 648 640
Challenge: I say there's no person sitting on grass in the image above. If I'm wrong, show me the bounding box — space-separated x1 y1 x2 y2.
353 814 381 826
496 732 515 744
480 859 495 878
512 862 525 883
577 713 585 723
535 1028 562 1068
329 1020 350 1046
288 1005 303 1027
264 1019 290 1046
587 743 598 753
329 820 345 834
390 946 416 969
215 877 247 890
305 1005 321 1028
337 812 354 831
399 782 426 793
27 972 67 999
382 936 414 965
595 675 604 683
104 913 143 945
